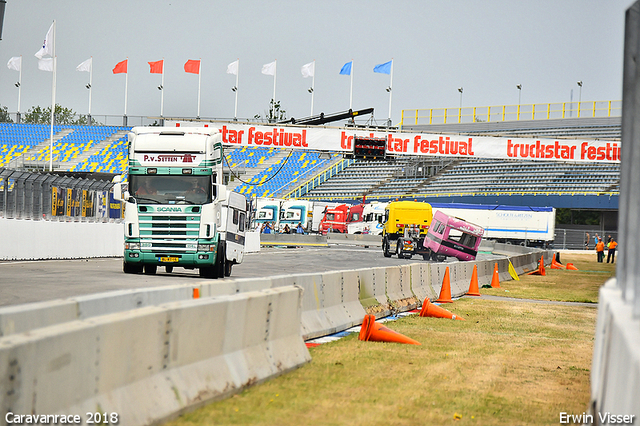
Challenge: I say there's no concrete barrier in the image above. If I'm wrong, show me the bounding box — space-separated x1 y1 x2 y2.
0 286 309 426
357 267 392 317
385 265 418 310
259 234 328 247
0 218 122 260
409 263 436 303
590 280 640 420
326 233 382 247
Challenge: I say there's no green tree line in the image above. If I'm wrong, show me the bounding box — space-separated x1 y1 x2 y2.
0 104 96 125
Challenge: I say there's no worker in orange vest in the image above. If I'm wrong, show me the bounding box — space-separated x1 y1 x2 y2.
595 240 605 263
607 238 618 264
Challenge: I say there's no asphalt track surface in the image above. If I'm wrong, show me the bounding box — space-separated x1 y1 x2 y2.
0 245 475 308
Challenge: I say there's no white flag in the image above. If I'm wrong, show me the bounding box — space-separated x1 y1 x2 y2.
35 22 54 59
38 58 54 72
261 60 276 76
301 61 314 78
7 56 21 71
76 57 92 72
226 59 239 75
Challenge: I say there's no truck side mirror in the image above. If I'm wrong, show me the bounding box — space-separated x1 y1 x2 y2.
113 182 124 202
215 184 227 202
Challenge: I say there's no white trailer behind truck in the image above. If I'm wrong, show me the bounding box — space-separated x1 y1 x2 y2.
430 203 555 247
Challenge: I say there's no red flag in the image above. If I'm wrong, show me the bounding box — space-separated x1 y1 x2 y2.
184 59 200 74
148 59 164 74
112 59 128 74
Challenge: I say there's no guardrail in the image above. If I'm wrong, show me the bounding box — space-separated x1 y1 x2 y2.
400 100 622 125
0 243 552 425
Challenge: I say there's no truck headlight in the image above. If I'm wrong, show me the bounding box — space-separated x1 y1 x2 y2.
125 242 140 250
197 243 214 251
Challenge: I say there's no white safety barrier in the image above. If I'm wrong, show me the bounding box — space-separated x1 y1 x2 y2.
0 218 122 260
0 286 310 426
590 280 640 420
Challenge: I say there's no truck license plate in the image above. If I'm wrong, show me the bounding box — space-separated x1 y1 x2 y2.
160 257 179 262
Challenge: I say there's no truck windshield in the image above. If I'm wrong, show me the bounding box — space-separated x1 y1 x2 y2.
130 175 212 205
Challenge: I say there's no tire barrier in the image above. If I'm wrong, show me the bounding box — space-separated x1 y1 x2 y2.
0 245 553 425
0 287 310 426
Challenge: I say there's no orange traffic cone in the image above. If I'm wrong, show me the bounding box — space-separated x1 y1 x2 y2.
550 253 564 269
528 256 546 276
566 263 578 270
358 314 421 345
491 263 501 288
420 298 465 320
436 267 453 303
467 264 481 296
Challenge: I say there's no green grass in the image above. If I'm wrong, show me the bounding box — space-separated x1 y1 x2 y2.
482 252 615 303
164 253 608 426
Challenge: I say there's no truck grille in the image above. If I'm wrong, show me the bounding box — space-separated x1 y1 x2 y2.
138 212 201 253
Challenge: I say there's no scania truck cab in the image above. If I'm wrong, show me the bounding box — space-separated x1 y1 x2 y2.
113 126 247 278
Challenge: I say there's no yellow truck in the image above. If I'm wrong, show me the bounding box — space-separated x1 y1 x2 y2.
382 201 433 259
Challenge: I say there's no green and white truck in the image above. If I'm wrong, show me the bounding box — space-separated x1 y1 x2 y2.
113 126 247 278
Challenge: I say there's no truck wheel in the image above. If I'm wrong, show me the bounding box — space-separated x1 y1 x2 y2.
383 236 392 257
165 266 174 273
144 264 157 275
396 239 405 259
215 240 226 278
123 261 142 274
199 266 216 278
224 260 233 277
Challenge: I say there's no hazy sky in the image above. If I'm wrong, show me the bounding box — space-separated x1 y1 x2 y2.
0 0 633 125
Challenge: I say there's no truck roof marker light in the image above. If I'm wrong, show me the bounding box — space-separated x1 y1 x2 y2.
148 168 157 174
176 123 181 127
182 168 192 174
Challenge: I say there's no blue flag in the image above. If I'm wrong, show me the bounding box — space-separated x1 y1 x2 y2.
339 61 352 76
373 60 392 75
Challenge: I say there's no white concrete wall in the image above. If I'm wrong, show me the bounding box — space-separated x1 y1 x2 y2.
0 218 123 260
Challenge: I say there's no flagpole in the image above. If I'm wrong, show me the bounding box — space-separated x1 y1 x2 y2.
310 60 315 116
88 57 93 120
160 58 165 120
349 59 353 110
124 57 128 126
197 58 201 119
388 59 393 126
234 59 239 121
273 59 277 105
17 56 22 123
49 20 56 172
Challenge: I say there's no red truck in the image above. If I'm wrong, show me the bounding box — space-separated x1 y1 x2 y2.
319 203 364 234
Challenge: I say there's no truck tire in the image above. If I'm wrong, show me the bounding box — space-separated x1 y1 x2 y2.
396 239 405 259
215 240 226 279
224 260 233 277
199 266 216 278
382 236 392 257
123 261 143 274
144 264 157 275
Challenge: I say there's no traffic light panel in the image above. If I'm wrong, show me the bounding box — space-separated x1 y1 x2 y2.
353 136 387 160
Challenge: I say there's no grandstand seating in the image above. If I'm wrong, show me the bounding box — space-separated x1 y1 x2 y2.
0 121 622 204
234 150 333 198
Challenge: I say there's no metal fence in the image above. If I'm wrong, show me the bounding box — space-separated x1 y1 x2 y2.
553 228 618 251
0 168 122 222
